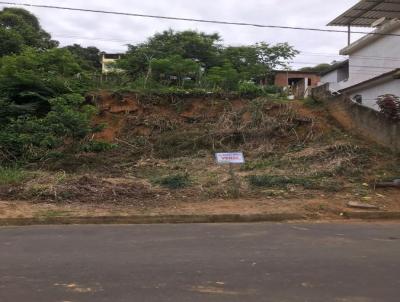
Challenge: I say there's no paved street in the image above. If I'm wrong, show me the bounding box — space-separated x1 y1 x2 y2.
1 222 400 302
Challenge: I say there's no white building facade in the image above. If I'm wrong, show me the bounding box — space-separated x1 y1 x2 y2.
323 0 400 111
341 20 400 88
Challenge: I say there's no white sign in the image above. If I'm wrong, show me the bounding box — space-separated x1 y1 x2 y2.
215 152 245 164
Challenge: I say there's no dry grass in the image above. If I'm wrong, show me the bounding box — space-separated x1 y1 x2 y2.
2 97 399 214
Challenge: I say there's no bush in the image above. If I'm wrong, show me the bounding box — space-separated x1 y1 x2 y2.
264 85 281 94
0 94 98 162
238 81 264 98
247 175 312 188
81 141 117 153
0 166 27 185
205 63 239 91
156 173 191 189
303 96 322 108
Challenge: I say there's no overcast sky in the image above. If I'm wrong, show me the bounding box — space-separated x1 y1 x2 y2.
0 0 367 68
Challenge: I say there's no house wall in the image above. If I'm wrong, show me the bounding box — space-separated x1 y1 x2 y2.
347 78 400 111
102 58 117 74
320 70 344 91
337 65 349 82
320 63 350 92
274 73 320 87
321 70 339 85
345 26 400 88
311 84 400 152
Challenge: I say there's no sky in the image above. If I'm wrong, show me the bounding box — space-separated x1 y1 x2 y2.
0 0 368 68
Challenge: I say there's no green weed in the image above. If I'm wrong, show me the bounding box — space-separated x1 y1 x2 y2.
247 175 313 188
0 167 27 185
156 173 191 189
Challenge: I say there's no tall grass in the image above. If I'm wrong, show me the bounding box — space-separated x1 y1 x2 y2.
0 167 27 185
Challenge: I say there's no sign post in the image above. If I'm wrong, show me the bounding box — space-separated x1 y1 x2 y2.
215 152 245 199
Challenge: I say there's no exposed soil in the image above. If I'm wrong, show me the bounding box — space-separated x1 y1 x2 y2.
1 91 399 219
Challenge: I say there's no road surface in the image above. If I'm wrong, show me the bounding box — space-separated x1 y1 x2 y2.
1 222 400 302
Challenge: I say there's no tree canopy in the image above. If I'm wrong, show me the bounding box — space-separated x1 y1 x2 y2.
63 44 102 71
223 42 299 81
118 29 299 89
0 8 300 163
0 7 58 57
298 63 332 74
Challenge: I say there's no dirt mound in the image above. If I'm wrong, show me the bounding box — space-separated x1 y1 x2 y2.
90 93 320 146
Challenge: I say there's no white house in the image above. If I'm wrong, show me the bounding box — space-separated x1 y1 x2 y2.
324 0 400 110
319 60 349 92
101 53 123 74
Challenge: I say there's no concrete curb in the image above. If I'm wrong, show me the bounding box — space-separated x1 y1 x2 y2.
342 211 400 220
0 213 306 226
1 212 400 226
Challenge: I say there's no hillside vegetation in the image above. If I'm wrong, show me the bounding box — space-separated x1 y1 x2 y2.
0 8 398 218
1 92 399 217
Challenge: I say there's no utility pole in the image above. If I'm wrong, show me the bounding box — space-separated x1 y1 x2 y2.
347 24 351 46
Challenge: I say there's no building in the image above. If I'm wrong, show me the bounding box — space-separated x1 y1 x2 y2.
319 60 349 92
324 0 400 110
101 53 123 74
273 71 320 99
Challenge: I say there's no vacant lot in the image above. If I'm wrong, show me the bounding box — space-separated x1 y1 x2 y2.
1 92 399 219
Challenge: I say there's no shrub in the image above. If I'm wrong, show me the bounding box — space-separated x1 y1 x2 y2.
264 85 281 94
0 166 27 185
303 96 323 108
0 94 98 162
156 173 191 189
238 81 264 98
247 174 312 188
81 141 117 153
205 63 239 91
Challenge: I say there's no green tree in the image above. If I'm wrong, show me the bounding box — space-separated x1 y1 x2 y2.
0 7 58 56
63 44 102 71
145 30 222 68
0 94 97 161
151 55 200 87
0 47 85 117
298 63 332 73
118 30 222 78
205 63 239 90
222 42 299 82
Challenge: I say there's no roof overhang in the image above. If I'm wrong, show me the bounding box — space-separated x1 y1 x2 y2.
340 68 400 92
328 0 400 27
339 18 400 54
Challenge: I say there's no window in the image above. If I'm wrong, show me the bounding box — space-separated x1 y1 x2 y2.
354 95 362 104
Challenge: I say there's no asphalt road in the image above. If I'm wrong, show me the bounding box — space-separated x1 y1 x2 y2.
1 222 400 302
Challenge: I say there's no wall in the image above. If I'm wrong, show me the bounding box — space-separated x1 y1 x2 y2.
337 65 349 82
347 78 400 111
320 62 350 92
321 70 338 85
274 72 320 87
320 70 347 91
345 26 400 88
311 85 400 152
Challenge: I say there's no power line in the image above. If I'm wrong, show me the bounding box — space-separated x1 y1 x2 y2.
2 1 400 37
